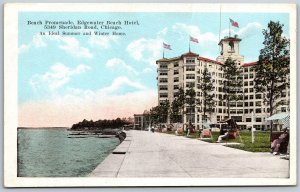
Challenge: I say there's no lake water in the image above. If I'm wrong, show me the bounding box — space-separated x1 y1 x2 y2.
17 128 119 177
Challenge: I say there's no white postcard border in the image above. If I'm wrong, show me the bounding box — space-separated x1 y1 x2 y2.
4 3 297 187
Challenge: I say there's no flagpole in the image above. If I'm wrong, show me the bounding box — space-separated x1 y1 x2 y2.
229 19 231 37
189 39 191 52
219 4 222 42
163 48 165 58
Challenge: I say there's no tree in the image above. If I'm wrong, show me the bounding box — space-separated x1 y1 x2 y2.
159 99 170 123
222 57 243 118
185 87 196 124
174 87 185 123
200 65 215 121
170 98 181 123
149 99 170 124
254 21 290 135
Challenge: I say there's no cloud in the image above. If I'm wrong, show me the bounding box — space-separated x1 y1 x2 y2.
98 76 146 95
89 34 119 49
142 68 154 73
18 44 31 54
172 23 218 44
126 37 162 66
222 22 263 39
18 34 47 54
18 34 92 58
32 34 47 47
157 27 168 36
19 76 156 127
106 58 138 75
49 36 93 58
30 63 91 91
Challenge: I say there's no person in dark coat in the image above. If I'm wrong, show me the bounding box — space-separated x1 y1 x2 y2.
271 128 289 155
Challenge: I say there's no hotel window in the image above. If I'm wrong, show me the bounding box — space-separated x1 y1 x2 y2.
174 70 179 75
256 94 262 99
237 109 243 114
160 64 168 69
250 102 254 106
218 109 222 113
244 68 248 72
159 85 168 90
244 88 248 93
281 107 286 112
256 108 262 113
186 74 195 79
186 66 195 71
245 102 248 107
244 81 248 86
244 74 248 79
256 118 262 122
174 62 179 67
186 58 195 63
250 67 254 72
250 74 254 78
174 77 179 82
197 92 200 96
159 78 168 83
246 118 251 122
249 88 254 93
250 95 254 99
173 85 179 90
244 109 248 113
186 82 195 88
256 101 261 106
244 95 248 100
159 93 168 98
159 72 168 76
249 81 254 86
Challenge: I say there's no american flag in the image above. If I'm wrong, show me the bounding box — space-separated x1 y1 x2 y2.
163 42 172 50
230 18 239 28
190 36 199 43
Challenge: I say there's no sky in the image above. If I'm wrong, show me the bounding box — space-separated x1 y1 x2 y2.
18 12 289 127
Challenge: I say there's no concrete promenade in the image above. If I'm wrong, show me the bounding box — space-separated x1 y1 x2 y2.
89 130 289 178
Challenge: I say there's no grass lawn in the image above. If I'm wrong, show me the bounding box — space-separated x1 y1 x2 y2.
164 130 271 152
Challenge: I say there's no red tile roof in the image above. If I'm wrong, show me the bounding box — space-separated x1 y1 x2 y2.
242 61 257 67
181 52 199 57
198 56 223 65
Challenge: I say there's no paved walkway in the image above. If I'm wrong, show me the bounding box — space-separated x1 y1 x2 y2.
89 130 289 178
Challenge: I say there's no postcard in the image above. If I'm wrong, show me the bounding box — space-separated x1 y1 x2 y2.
4 3 297 187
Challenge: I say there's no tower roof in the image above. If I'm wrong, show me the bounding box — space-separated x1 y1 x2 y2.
181 51 199 57
218 36 242 45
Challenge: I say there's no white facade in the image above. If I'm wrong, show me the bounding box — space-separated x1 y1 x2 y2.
156 36 289 130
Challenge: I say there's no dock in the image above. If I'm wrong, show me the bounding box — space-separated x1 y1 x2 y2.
89 130 289 178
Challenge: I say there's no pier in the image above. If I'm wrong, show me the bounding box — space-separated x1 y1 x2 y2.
89 130 289 178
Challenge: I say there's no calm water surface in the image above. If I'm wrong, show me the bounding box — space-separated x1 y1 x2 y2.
17 128 119 177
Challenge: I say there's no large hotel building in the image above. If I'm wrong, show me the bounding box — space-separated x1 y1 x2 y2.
155 35 289 130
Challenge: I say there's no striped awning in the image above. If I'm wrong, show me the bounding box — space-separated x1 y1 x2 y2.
266 113 290 128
